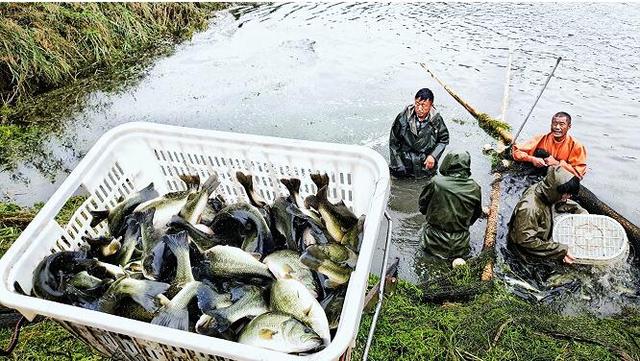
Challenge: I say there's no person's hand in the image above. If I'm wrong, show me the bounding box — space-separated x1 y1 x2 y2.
563 252 576 264
424 155 436 169
545 155 560 166
531 157 547 168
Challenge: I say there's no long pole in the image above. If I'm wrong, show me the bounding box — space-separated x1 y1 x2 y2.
511 56 561 144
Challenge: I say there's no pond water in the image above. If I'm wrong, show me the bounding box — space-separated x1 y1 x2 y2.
1 3 639 313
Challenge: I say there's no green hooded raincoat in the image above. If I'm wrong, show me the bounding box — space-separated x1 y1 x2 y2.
507 166 583 260
418 151 482 259
389 105 450 178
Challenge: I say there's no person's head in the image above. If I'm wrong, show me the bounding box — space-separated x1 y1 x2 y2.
414 88 434 119
557 175 580 202
550 112 572 140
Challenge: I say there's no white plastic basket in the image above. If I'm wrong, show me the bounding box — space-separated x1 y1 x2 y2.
553 214 629 265
0 122 390 361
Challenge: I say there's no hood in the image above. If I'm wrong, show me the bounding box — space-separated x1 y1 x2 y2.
439 151 471 178
535 165 576 204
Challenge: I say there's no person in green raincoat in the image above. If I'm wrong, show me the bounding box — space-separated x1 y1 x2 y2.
507 165 586 264
389 88 450 178
418 151 482 259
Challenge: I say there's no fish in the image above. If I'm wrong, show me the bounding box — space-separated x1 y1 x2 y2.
95 276 170 314
202 245 273 280
116 217 140 267
32 251 94 302
280 178 322 225
163 231 196 298
210 203 275 257
306 243 358 268
238 312 323 353
197 284 268 334
305 186 358 243
131 208 168 280
263 250 318 298
200 195 227 226
83 234 122 260
236 171 268 209
178 173 220 225
300 246 353 288
89 182 159 238
133 175 201 230
320 287 347 330
270 279 331 346
151 280 203 331
167 214 227 253
340 215 365 252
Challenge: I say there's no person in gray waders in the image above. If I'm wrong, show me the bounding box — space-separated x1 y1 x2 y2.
418 151 482 259
389 88 450 179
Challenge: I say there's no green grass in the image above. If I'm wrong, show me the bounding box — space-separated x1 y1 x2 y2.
0 3 228 172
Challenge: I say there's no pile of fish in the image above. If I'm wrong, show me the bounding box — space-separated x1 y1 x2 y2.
31 171 365 354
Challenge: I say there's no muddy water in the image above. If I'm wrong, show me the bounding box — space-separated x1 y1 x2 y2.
1 3 639 311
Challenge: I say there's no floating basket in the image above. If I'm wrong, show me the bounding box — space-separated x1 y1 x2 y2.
0 122 390 361
553 214 629 265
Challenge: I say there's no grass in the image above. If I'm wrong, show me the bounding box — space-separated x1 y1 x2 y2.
0 3 228 172
354 279 640 361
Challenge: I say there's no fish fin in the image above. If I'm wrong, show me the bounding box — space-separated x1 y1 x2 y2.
142 242 166 280
116 195 125 203
163 231 189 257
196 283 228 313
167 214 188 230
305 195 319 210
102 239 121 257
282 264 294 279
280 178 301 197
201 173 220 194
316 186 328 204
140 182 158 198
357 215 366 231
130 280 170 312
151 306 189 331
303 306 312 317
259 328 278 340
179 174 201 191
310 173 330 190
250 252 262 261
82 235 111 248
133 207 155 226
208 309 232 333
89 210 109 227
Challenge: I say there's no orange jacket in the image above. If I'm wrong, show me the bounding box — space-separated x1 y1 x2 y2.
512 133 587 179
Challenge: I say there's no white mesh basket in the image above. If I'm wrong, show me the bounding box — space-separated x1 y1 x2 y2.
553 214 629 265
0 122 390 361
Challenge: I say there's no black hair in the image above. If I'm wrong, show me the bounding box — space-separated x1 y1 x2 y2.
533 148 550 159
553 111 572 124
557 176 581 196
415 88 434 102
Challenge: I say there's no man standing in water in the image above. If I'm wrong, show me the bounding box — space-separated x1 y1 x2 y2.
511 112 587 179
389 88 450 178
508 166 587 264
418 151 482 259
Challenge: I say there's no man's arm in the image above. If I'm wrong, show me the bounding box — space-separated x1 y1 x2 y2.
389 113 406 171
512 134 545 164
510 208 568 260
418 181 435 215
559 143 587 179
429 115 450 161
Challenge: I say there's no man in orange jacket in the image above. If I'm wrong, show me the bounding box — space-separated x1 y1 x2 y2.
511 112 587 179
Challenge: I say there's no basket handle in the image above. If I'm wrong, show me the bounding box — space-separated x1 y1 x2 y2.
362 211 393 360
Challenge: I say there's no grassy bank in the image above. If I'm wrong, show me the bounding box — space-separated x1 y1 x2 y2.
0 3 228 171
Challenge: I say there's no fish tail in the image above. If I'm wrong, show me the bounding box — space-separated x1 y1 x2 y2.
209 309 232 333
310 173 330 190
236 171 253 190
316 186 329 205
130 280 170 312
201 173 221 195
280 178 301 197
140 182 159 199
89 210 109 227
305 195 319 210
151 305 189 331
163 231 189 257
179 174 201 191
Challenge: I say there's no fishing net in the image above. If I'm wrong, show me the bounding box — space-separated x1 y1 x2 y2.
420 249 495 304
